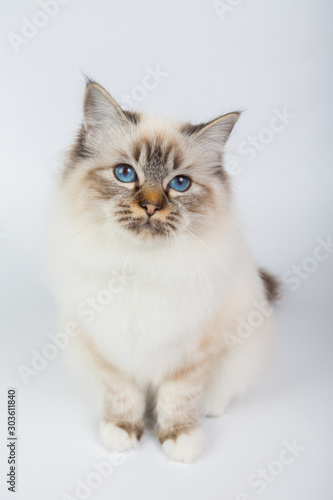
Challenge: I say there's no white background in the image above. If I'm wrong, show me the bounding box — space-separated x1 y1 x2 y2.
1 0 332 499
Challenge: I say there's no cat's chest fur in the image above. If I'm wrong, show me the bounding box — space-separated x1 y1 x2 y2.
63 247 230 383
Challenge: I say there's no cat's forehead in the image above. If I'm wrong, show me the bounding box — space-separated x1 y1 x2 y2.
128 114 186 182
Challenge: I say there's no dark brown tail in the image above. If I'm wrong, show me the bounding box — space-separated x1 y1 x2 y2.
259 268 280 303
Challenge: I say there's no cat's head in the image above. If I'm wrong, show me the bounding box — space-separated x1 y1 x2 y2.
61 80 239 244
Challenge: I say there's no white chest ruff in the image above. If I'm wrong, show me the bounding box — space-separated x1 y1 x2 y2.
66 260 228 383
51 214 245 384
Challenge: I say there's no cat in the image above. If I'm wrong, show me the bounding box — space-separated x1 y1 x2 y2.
47 79 278 463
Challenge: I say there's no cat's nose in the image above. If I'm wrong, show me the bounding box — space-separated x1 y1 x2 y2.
141 201 161 216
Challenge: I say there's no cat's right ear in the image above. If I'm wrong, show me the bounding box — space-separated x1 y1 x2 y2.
83 81 129 142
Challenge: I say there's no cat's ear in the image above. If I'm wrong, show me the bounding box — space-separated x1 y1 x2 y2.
83 81 131 141
182 112 240 148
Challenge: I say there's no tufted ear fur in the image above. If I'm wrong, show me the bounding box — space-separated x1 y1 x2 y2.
82 81 129 143
182 112 240 148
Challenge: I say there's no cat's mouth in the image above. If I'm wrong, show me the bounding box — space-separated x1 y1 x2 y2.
118 215 176 238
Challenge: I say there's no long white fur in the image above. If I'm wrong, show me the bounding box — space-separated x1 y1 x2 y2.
47 103 275 463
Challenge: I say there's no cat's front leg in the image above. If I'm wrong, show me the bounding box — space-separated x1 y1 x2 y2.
98 364 146 452
156 362 211 463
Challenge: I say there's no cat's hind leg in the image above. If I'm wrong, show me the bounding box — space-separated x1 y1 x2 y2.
201 314 275 417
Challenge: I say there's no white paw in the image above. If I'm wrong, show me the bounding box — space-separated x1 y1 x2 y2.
162 428 204 463
99 421 139 452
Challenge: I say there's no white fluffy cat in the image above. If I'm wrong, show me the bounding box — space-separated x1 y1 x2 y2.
47 80 277 463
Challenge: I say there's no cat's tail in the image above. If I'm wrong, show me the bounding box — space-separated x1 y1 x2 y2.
258 268 280 303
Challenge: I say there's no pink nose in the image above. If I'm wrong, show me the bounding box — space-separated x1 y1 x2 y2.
142 203 160 216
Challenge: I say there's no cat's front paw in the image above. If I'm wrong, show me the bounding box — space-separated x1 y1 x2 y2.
99 420 141 452
162 428 204 463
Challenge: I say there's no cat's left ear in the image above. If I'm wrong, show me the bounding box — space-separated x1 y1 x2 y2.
182 112 240 148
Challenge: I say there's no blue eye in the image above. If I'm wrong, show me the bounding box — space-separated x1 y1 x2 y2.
114 164 137 183
168 175 191 192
